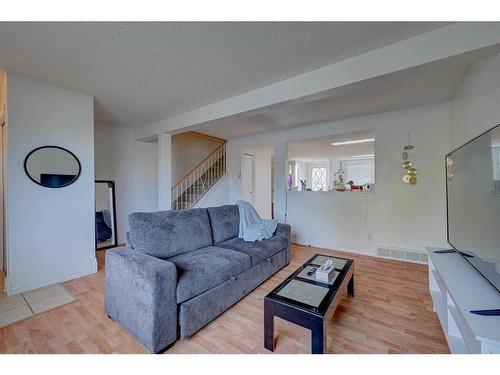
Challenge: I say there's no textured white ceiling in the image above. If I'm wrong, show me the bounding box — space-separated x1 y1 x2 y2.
198 51 491 139
0 22 450 128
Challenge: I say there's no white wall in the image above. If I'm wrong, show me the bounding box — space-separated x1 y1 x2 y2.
178 51 500 260
228 102 451 255
254 152 273 219
193 175 230 209
450 52 500 148
94 122 158 244
171 133 222 184
5 74 96 295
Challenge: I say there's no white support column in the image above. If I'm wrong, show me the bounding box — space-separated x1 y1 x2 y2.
158 133 172 210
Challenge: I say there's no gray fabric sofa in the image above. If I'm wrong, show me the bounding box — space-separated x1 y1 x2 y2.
105 205 291 353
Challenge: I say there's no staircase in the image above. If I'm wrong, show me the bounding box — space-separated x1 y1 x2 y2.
171 142 226 210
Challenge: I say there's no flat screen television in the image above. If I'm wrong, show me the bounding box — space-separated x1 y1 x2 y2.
446 123 500 300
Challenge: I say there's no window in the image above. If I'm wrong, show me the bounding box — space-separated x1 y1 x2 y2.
493 146 500 181
311 166 328 191
343 158 375 186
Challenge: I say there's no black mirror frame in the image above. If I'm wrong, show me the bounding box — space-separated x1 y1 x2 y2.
24 145 82 188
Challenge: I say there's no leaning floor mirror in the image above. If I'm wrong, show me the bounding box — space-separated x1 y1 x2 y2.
95 180 117 250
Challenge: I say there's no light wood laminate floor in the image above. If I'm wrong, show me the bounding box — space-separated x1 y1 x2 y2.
0 271 5 299
0 245 449 354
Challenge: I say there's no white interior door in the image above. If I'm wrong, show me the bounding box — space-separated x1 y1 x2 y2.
253 153 272 219
241 153 254 204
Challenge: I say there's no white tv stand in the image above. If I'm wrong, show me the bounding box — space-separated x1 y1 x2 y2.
428 250 500 353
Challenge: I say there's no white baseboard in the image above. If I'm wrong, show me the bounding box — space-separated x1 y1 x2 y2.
6 256 98 296
293 241 375 257
292 241 433 264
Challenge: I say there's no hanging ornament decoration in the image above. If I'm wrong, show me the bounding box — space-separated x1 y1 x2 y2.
402 160 412 169
402 133 418 185
446 156 454 181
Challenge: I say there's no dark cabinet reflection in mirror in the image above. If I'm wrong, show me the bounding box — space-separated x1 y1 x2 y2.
24 146 81 188
95 180 117 250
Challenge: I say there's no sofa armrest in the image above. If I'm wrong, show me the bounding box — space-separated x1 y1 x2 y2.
105 247 177 353
276 223 291 265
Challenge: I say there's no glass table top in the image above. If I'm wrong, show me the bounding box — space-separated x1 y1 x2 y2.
267 253 353 315
277 279 329 307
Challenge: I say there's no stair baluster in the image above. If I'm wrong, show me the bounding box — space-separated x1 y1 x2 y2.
171 142 226 210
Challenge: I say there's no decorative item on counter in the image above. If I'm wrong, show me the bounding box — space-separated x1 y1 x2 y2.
300 179 307 191
334 161 346 191
401 133 418 186
287 174 293 190
346 180 360 191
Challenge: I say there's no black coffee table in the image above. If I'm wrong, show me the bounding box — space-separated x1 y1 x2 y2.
264 253 354 354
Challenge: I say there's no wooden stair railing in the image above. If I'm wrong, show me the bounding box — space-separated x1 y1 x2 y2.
171 142 226 210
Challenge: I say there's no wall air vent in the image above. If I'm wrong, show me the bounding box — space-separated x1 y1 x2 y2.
376 246 428 264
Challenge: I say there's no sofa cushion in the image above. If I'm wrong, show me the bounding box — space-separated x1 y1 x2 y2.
128 209 213 259
218 235 287 266
169 246 251 303
207 205 240 244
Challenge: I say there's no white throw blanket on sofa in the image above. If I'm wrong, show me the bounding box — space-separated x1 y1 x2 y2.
236 200 278 242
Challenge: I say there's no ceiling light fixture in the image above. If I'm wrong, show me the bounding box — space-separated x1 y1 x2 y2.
351 154 375 159
331 138 375 146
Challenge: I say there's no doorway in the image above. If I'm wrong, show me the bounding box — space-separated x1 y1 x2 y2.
95 180 117 250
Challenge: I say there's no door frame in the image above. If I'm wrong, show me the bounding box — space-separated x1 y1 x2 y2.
0 120 4 273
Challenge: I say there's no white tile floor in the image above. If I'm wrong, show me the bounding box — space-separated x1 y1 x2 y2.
0 283 75 328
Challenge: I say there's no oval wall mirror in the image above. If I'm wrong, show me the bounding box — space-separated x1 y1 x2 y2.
24 146 81 188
